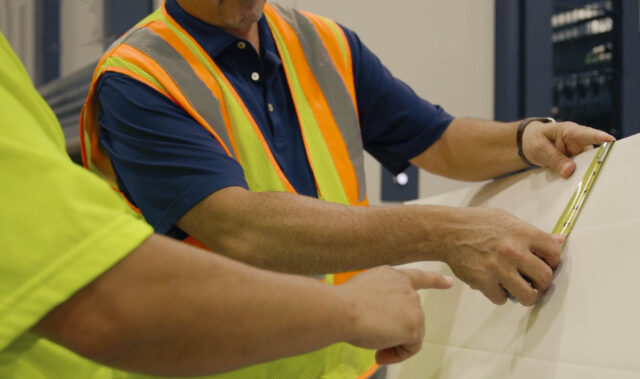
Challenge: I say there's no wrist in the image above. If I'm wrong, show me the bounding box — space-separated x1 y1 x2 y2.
413 204 462 264
517 117 555 166
332 285 363 345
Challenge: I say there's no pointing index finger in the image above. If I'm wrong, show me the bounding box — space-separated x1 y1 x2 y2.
397 269 454 290
569 125 615 146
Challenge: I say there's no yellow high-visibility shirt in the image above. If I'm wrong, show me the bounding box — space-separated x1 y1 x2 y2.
0 32 153 378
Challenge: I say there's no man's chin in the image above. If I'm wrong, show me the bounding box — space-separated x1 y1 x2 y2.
231 10 263 28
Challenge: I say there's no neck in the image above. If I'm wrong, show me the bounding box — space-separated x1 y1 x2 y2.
176 0 262 54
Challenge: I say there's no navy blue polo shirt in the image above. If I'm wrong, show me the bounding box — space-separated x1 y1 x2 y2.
97 0 454 237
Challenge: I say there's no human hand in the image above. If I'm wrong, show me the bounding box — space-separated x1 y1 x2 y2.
442 207 562 306
522 121 614 177
339 266 453 364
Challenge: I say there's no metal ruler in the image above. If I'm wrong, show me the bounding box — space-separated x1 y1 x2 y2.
551 141 614 237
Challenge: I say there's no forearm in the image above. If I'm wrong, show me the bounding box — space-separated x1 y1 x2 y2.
178 187 458 275
35 234 356 377
411 117 527 180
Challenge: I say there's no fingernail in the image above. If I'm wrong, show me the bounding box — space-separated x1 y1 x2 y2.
444 276 454 285
562 162 573 175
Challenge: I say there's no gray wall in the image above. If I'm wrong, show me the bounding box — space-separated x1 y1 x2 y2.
0 0 37 77
0 0 104 81
59 0 104 77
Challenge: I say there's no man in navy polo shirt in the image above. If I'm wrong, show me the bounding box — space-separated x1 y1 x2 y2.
94 0 613 309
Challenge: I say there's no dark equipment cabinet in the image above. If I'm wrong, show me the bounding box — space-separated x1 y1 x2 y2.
552 0 619 137
495 0 640 139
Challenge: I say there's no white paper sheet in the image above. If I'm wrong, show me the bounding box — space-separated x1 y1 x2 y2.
391 134 640 379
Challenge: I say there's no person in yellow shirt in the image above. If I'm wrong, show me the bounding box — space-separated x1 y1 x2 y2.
0 32 452 378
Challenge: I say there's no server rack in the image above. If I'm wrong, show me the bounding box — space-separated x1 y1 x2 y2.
495 0 640 139
551 0 620 137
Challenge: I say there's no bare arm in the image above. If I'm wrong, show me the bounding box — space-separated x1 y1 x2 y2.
34 234 450 377
410 118 525 181
410 118 614 181
175 118 613 307
172 119 613 305
178 187 438 275
179 188 562 306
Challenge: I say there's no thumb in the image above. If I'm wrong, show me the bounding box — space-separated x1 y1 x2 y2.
542 141 575 178
375 347 402 365
376 344 421 365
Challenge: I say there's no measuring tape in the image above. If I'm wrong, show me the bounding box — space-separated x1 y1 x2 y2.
506 141 614 301
551 141 614 237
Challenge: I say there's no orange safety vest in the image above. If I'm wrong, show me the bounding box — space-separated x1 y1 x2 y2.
81 3 377 378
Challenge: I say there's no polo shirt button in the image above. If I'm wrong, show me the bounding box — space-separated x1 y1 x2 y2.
237 41 247 49
268 103 274 112
251 72 260 82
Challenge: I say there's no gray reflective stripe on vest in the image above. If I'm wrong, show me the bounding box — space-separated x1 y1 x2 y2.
272 4 367 202
123 28 236 159
107 32 130 54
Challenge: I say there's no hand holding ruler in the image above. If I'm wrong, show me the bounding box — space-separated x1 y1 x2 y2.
506 141 614 302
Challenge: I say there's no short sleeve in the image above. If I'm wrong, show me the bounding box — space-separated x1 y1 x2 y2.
97 72 249 236
0 34 154 352
342 26 455 175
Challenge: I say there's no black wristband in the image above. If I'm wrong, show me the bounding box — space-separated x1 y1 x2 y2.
517 117 555 166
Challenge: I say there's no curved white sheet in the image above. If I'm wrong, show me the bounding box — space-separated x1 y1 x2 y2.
392 134 640 379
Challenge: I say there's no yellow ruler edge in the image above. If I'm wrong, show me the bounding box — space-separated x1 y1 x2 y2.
551 141 614 236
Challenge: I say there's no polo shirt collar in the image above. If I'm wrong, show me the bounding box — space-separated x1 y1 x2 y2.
165 0 280 63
